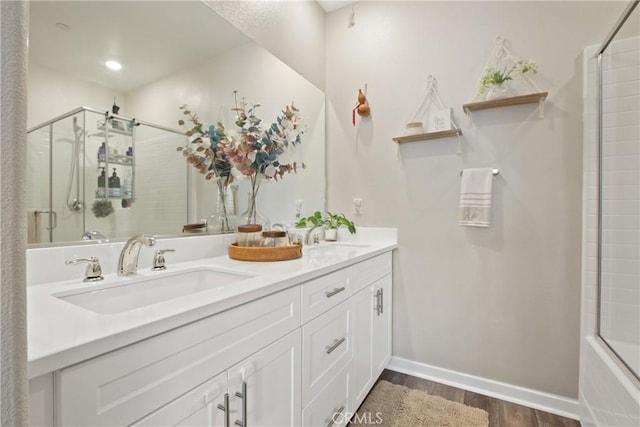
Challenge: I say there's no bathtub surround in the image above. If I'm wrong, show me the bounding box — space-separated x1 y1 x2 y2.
325 0 624 416
0 1 29 425
596 32 640 375
580 36 640 426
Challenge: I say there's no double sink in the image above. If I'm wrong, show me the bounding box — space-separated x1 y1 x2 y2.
53 243 370 315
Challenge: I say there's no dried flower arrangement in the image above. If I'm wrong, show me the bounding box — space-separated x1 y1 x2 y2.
177 93 305 227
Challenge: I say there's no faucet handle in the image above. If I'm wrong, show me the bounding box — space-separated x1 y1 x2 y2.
152 249 175 271
65 256 104 282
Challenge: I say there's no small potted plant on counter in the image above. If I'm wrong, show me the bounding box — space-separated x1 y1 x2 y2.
295 211 356 241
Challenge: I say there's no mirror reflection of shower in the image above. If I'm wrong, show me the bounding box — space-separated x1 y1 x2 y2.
26 106 190 244
65 116 85 212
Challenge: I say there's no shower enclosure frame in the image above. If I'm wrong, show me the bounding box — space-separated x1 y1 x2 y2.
595 0 640 384
27 106 191 243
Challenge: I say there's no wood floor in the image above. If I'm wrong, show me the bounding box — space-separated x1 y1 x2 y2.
365 369 581 427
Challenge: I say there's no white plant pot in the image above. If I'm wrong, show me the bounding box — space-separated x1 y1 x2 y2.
324 228 337 241
404 122 425 136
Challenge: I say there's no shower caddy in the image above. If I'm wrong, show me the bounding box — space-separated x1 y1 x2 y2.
96 113 137 205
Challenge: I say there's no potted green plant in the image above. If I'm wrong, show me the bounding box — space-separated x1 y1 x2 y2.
481 60 538 100
295 211 356 241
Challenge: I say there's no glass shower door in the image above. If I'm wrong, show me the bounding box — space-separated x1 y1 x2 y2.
597 1 640 382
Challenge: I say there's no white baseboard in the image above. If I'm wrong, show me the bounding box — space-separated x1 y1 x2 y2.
386 356 580 421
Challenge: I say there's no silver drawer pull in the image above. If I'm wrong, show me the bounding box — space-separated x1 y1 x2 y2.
325 287 346 298
325 337 346 354
217 393 230 427
325 405 345 427
234 381 247 427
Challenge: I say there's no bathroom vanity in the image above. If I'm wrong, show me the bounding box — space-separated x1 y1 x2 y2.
27 228 396 426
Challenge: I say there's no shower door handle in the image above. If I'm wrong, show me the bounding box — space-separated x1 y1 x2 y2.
49 210 58 230
36 210 57 230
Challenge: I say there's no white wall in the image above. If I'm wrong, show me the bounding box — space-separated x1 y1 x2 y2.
27 64 128 243
580 40 640 427
203 0 326 91
27 63 192 243
325 1 623 400
27 64 126 129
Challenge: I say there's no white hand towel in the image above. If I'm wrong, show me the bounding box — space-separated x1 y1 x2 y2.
459 168 494 227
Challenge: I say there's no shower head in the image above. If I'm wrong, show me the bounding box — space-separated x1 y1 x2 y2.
72 116 83 136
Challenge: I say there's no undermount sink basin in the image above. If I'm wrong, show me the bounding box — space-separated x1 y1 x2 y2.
54 268 254 314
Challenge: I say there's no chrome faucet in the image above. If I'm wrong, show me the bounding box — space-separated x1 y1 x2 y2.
304 225 324 245
118 234 156 276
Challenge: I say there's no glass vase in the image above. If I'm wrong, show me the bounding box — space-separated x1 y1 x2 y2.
239 182 270 230
207 182 236 234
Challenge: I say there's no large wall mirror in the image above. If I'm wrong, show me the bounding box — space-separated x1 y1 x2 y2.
597 0 639 382
26 1 325 246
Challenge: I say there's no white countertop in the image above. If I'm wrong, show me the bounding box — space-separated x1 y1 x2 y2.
27 228 397 378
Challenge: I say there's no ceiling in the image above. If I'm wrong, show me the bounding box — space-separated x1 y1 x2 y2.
29 1 250 93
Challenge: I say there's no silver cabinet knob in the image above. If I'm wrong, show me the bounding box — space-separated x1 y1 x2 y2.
65 256 104 282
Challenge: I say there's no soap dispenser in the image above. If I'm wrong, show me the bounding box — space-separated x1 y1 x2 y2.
97 168 106 198
98 142 106 162
108 168 121 197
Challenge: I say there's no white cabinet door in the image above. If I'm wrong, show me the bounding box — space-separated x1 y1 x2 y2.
352 274 393 411
372 275 392 377
351 285 374 410
134 371 228 427
228 330 302 427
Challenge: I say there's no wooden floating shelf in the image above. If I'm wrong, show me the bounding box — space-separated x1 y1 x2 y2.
462 91 548 113
393 129 462 144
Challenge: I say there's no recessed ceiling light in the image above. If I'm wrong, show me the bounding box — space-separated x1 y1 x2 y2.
105 60 122 71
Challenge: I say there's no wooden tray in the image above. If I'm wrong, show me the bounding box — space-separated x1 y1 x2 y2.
228 243 302 262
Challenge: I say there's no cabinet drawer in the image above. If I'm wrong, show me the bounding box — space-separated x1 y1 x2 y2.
302 364 350 427
55 287 301 426
351 252 392 293
133 371 227 426
302 299 352 405
302 268 351 323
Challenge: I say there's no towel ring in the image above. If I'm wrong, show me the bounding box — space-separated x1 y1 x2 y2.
459 169 500 176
